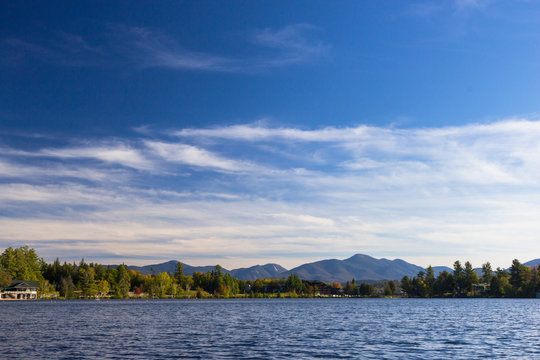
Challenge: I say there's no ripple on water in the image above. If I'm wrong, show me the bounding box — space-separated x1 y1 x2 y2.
0 298 539 359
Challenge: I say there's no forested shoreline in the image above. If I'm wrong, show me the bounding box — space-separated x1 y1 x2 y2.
1 246 538 299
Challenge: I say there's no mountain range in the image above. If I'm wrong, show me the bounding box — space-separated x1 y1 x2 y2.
280 254 424 283
126 254 539 283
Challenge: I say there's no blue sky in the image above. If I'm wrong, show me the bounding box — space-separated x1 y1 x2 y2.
1 0 539 269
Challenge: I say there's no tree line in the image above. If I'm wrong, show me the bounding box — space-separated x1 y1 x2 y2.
1 246 538 298
400 260 539 298
0 246 333 298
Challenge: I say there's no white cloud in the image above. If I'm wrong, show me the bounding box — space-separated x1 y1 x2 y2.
2 118 540 269
177 119 540 185
145 140 258 172
251 24 328 67
0 158 117 181
175 123 369 141
40 144 153 170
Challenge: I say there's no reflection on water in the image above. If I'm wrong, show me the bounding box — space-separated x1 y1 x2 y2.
1 298 538 359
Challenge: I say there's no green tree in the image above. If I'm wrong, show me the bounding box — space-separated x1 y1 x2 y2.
116 264 131 298
412 274 428 297
453 261 465 296
359 283 374 296
183 275 193 295
286 274 304 294
0 246 44 281
489 268 509 297
154 272 172 298
425 266 436 297
464 261 479 295
509 259 529 296
38 279 55 298
60 275 75 298
78 267 97 298
433 271 454 297
388 280 396 295
96 279 110 297
384 281 395 296
174 262 184 285
481 262 493 285
401 276 414 297
344 280 358 296
210 265 224 295
0 265 11 287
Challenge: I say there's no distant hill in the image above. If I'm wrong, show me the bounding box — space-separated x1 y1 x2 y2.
129 260 221 276
127 254 426 282
128 261 287 280
473 268 484 277
283 254 424 283
125 255 539 283
431 266 453 276
524 258 540 268
229 264 287 281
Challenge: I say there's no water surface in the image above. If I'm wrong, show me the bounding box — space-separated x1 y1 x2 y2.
1 298 538 359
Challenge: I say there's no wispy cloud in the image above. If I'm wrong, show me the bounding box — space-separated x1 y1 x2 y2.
112 24 327 72
408 0 489 16
175 123 367 142
1 118 540 268
250 24 328 67
0 158 118 182
145 141 258 172
2 24 328 72
1 142 153 171
40 144 153 170
2 33 104 67
111 25 237 71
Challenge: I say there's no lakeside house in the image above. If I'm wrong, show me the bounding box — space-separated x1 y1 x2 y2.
1 280 39 300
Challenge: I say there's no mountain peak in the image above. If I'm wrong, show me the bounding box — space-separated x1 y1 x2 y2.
286 254 424 283
345 253 374 261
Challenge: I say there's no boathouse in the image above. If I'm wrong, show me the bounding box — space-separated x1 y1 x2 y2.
0 280 39 300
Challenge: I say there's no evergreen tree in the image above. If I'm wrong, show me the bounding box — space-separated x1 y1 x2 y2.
425 266 435 297
0 265 11 287
116 264 131 298
79 267 97 298
509 259 527 294
0 246 44 281
433 271 453 297
174 262 185 286
489 268 509 297
401 276 414 297
481 262 493 284
453 261 465 296
359 283 374 296
286 274 304 293
464 261 479 295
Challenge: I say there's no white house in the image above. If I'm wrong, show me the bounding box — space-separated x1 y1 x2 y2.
1 280 39 300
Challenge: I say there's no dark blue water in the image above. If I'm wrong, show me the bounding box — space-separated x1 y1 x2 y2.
1 298 538 359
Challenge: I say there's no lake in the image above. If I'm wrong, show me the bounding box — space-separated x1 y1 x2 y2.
1 298 538 359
